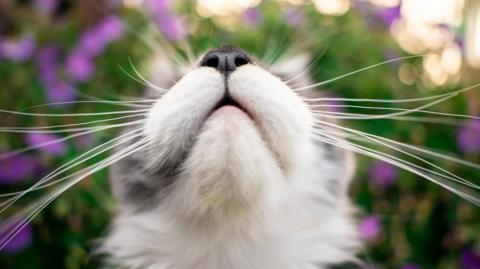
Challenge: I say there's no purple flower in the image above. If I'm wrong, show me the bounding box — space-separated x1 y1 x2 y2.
0 223 33 255
457 120 480 154
362 265 381 269
97 15 124 43
401 263 421 269
35 45 78 105
25 133 67 156
155 14 186 42
244 8 262 27
284 8 304 27
146 0 186 42
45 80 77 104
75 133 95 149
36 45 60 85
64 17 122 82
369 161 398 187
33 0 58 14
461 248 480 269
384 49 401 69
66 52 95 81
76 30 108 58
72 15 124 62
1 36 36 63
107 0 122 7
355 1 377 28
145 0 170 11
376 4 401 27
0 154 41 185
37 45 59 64
360 216 381 240
0 36 4 59
455 36 465 50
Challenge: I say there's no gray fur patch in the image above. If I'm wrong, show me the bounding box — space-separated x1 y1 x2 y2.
110 135 179 211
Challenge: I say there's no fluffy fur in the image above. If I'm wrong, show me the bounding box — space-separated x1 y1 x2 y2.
101 47 361 269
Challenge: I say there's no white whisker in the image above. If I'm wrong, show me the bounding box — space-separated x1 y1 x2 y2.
312 125 480 190
178 40 197 67
0 129 144 200
128 58 169 93
302 82 480 104
0 137 150 250
309 104 480 121
313 119 480 190
0 114 146 133
0 109 150 117
310 90 465 121
0 120 145 161
284 50 325 85
294 55 425 91
313 111 475 126
19 99 155 110
311 132 480 206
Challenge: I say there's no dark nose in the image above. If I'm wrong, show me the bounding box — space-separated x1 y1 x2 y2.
200 47 252 74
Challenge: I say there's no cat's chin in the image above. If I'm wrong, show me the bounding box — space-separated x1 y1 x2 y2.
173 101 281 221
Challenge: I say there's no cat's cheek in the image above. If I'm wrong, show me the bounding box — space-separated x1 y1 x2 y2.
143 68 224 170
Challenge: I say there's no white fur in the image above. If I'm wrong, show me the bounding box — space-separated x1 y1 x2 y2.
102 64 361 268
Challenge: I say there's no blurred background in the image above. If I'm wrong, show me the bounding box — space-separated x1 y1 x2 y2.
0 0 479 268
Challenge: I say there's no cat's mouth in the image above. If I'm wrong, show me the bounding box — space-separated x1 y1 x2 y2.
213 95 241 110
209 95 253 120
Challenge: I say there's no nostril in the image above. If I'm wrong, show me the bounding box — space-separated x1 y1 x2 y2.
234 55 250 67
202 56 219 68
200 47 252 74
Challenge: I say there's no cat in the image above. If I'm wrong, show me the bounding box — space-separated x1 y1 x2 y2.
100 45 361 269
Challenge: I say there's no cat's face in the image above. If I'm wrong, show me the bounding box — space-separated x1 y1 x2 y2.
110 46 353 220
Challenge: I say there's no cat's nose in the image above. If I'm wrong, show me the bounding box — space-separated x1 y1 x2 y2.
200 47 252 74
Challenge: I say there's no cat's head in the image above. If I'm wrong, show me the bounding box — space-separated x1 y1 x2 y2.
110 45 354 221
